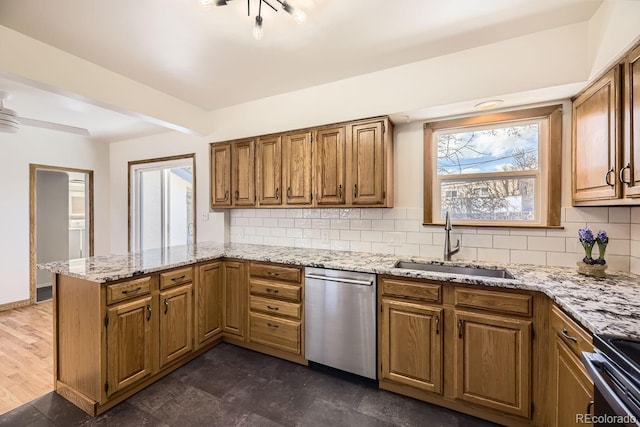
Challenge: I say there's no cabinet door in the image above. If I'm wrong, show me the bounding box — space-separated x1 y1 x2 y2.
623 45 640 198
232 139 255 206
283 131 312 205
572 67 621 203
453 311 531 418
256 136 282 206
210 143 231 207
315 127 345 205
159 283 193 368
223 261 246 338
196 262 223 347
380 299 443 394
551 337 594 427
106 296 153 396
348 121 386 205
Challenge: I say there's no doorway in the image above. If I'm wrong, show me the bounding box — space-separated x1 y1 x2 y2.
29 165 94 303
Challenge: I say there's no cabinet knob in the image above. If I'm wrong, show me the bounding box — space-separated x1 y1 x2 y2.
234 190 239 200
435 315 440 335
605 167 615 188
164 298 169 315
224 190 229 201
146 304 152 321
457 319 463 338
619 163 631 186
275 187 280 200
287 187 292 198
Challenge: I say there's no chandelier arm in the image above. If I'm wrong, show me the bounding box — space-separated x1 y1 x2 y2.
262 0 278 12
248 0 250 16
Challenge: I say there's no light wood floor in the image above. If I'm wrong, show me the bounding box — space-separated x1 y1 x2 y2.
0 301 53 415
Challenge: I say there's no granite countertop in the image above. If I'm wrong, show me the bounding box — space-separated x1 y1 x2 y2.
39 242 640 340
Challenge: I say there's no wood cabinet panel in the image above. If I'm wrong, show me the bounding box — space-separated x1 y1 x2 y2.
249 295 301 319
314 126 345 205
380 299 443 394
160 267 193 290
283 131 312 205
223 261 246 337
159 284 193 368
249 312 301 354
550 305 593 359
196 262 223 347
249 262 302 284
106 296 153 396
106 277 152 305
381 277 441 302
210 143 231 207
249 279 301 302
256 135 282 206
454 287 532 317
349 120 386 205
453 311 531 418
231 139 255 206
624 45 640 197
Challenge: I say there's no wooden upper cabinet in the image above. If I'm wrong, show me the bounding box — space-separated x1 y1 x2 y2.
283 131 312 205
210 143 231 207
231 139 255 206
256 136 282 206
572 66 621 204
347 119 393 206
315 126 346 205
623 45 640 198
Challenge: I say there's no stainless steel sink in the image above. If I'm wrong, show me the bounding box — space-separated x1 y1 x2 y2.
394 261 515 279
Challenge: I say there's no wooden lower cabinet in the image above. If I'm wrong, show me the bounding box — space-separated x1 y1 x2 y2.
159 283 193 368
453 310 531 418
196 261 223 347
380 299 443 393
222 261 247 338
106 295 154 396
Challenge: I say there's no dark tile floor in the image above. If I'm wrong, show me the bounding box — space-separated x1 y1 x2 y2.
0 343 501 426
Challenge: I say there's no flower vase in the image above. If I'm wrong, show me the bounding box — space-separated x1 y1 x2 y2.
576 261 607 277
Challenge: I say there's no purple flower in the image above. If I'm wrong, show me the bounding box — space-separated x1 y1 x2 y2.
578 228 595 244
596 230 608 244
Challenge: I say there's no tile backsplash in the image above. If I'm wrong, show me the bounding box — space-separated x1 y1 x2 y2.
230 206 640 273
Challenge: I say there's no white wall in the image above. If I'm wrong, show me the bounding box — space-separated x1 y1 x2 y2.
109 131 225 254
0 127 110 306
631 207 640 275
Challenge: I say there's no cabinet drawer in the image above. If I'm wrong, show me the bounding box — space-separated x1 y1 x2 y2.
250 312 301 354
249 263 302 284
107 277 152 305
160 267 193 289
454 287 532 317
550 305 593 358
249 279 301 302
250 296 301 319
381 277 441 302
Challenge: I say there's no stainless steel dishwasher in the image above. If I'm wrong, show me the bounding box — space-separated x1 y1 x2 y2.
304 267 377 379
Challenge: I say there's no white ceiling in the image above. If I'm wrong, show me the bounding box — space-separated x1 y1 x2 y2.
0 0 603 141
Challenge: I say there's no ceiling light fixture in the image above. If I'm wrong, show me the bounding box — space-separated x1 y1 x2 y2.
0 100 20 134
474 99 504 110
206 0 306 40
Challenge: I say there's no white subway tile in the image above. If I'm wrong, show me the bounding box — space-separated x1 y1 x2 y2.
510 228 546 236
294 238 312 248
329 229 341 240
339 208 361 219
419 244 441 258
255 209 271 218
263 218 279 227
330 240 350 251
395 244 420 256
263 236 279 246
287 228 303 238
421 225 442 234
477 227 510 235
477 248 510 263
271 228 286 237
295 218 312 228
270 209 287 218
312 219 331 229
546 252 579 268
303 209 321 219
459 227 477 235
278 218 295 228
321 208 340 219
350 241 372 253
631 224 640 240
371 220 395 231
278 237 295 247
394 220 420 232
561 207 567 222
241 209 256 218
631 239 640 255
565 238 583 254
604 239 630 256
256 228 271 236
350 220 373 230
383 232 407 244
631 207 640 224
527 237 566 252
586 222 630 239
303 228 321 239
247 235 264 244
372 242 396 255
243 226 256 236
286 209 303 219
231 217 249 226
312 240 331 250
630 254 640 275
455 247 477 261
229 226 243 237
340 230 361 241
546 222 585 238
361 231 383 242
606 255 630 272
361 209 383 220
493 235 527 250
407 232 432 245
565 207 609 223
461 234 493 248
248 218 264 227
510 250 546 266
406 207 423 220
383 208 407 220
433 232 461 246
609 207 631 223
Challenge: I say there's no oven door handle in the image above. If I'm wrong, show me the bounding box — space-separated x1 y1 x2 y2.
581 351 638 422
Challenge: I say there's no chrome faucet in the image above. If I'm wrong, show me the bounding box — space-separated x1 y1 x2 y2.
444 211 460 261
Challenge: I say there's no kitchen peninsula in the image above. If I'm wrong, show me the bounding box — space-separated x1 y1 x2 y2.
40 242 640 425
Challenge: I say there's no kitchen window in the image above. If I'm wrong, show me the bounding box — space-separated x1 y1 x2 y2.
423 105 562 227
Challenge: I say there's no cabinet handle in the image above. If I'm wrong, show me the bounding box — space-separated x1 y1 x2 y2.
287 187 292 198
457 319 463 338
353 184 358 198
224 190 229 201
164 299 169 315
171 275 186 282
266 271 280 277
267 305 279 311
266 288 279 294
275 187 280 200
435 315 440 335
266 323 279 328
122 286 141 294
560 328 578 343
338 184 342 199
146 304 152 321
619 163 631 186
235 190 239 200
605 167 615 187
586 400 594 416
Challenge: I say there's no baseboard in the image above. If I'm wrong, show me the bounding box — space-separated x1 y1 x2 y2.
0 299 30 312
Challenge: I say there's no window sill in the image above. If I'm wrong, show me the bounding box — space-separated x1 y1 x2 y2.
422 223 564 230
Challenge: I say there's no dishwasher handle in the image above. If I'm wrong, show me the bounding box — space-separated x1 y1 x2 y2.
305 274 373 286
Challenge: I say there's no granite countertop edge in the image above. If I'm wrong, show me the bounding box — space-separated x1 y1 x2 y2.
38 242 640 340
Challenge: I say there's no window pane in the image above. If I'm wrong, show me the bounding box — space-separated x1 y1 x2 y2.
440 177 536 221
166 167 194 247
140 169 163 250
437 124 539 175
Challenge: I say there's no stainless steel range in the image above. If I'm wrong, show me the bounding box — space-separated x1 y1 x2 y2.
582 334 640 426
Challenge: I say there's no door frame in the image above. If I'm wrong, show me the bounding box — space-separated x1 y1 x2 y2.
127 153 197 252
29 164 95 304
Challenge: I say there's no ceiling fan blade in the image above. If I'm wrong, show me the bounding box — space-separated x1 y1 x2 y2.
18 116 91 136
